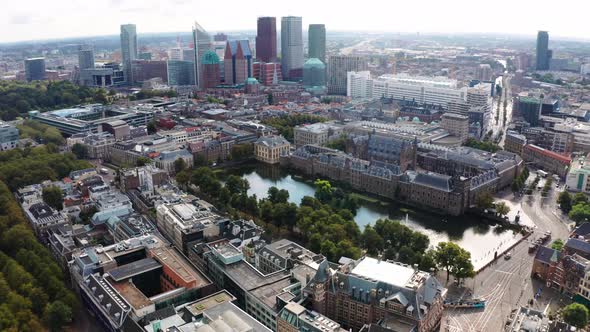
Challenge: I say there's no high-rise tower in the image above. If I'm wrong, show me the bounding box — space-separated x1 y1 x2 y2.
281 16 304 80
192 22 212 89
536 31 551 71
308 24 326 63
256 17 277 62
120 24 137 84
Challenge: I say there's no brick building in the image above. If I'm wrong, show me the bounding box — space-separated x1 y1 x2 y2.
522 144 571 177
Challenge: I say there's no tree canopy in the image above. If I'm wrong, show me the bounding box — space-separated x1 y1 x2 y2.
0 80 109 121
434 242 475 281
261 114 326 142
42 186 63 211
562 303 589 328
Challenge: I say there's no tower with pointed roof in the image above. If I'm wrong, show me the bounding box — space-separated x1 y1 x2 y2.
224 40 253 85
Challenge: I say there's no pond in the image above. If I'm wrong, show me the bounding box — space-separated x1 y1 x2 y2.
225 163 523 269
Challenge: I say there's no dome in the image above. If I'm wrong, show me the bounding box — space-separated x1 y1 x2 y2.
201 50 220 65
245 77 259 85
303 58 325 69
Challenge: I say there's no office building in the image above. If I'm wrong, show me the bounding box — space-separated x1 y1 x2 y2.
79 62 125 87
308 24 326 63
515 96 542 126
536 31 551 71
566 153 590 193
254 135 290 164
475 63 492 81
281 16 304 80
303 58 326 88
24 57 46 81
441 113 469 143
167 60 195 86
78 45 95 70
522 144 571 177
253 62 282 85
201 50 221 89
278 302 346 332
256 17 277 62
347 72 466 106
0 121 19 151
120 24 138 84
294 123 343 148
192 21 212 89
29 105 154 136
132 60 167 83
329 56 367 95
214 32 228 42
224 40 253 85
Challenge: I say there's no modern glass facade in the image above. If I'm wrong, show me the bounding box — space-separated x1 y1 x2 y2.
308 24 326 63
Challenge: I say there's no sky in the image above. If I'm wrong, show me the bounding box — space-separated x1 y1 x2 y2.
1 0 589 43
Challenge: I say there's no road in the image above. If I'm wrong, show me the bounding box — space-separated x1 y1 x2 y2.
441 185 571 332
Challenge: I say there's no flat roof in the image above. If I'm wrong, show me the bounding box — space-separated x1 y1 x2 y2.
185 290 235 317
350 257 416 288
108 257 162 282
111 279 152 310
150 246 209 287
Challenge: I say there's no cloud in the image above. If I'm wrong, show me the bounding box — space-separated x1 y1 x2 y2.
9 15 31 25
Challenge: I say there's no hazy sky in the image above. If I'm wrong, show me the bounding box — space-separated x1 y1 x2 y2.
1 0 588 43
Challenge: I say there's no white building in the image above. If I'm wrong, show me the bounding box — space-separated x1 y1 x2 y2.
0 121 19 151
566 153 590 193
347 72 467 107
294 123 343 148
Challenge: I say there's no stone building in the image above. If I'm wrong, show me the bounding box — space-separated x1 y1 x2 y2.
254 135 291 164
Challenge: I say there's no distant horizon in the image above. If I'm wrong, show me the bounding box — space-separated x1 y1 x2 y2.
1 0 589 44
2 29 590 47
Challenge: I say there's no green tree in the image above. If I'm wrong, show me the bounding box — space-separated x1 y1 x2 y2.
71 143 89 160
574 193 589 205
231 144 254 161
551 239 564 251
362 225 384 256
475 192 494 209
147 120 157 134
434 242 474 282
569 203 590 224
42 186 63 211
43 300 72 332
562 303 589 328
495 202 510 217
314 179 334 203
136 156 152 166
558 191 573 213
173 158 187 174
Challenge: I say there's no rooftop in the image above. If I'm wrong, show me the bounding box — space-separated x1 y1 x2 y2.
150 246 209 287
350 257 416 288
184 290 235 317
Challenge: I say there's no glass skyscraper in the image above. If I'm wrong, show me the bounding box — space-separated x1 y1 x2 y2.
192 21 212 89
308 24 326 63
281 16 304 80
536 31 550 71
120 24 138 83
256 17 277 63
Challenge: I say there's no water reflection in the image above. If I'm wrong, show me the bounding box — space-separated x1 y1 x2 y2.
224 163 519 264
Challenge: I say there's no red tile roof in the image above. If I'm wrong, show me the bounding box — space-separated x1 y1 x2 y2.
525 144 571 164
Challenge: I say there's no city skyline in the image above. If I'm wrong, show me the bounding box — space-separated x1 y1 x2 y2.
1 0 590 43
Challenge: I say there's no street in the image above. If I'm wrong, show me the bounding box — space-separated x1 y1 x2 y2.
441 184 571 332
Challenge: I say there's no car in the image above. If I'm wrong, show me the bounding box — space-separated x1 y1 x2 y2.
504 253 512 260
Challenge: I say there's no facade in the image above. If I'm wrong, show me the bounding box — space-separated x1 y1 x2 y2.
278 302 345 332
256 17 277 62
441 113 469 143
536 31 551 71
294 123 343 148
254 135 290 164
522 144 571 177
24 57 46 81
308 24 326 63
347 72 466 107
167 60 195 86
79 63 125 87
306 257 446 332
154 149 194 174
302 58 326 88
504 131 527 155
201 50 221 89
0 121 19 151
329 56 367 95
192 21 213 89
566 153 590 193
78 45 95 70
515 96 542 126
120 24 138 84
281 16 304 80
131 60 167 83
224 40 253 85
254 62 282 85
475 63 492 81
